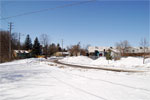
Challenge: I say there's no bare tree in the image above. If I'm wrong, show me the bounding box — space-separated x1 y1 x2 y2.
0 31 25 62
68 42 81 56
140 38 149 64
40 34 49 59
115 40 130 56
0 31 10 62
11 32 19 50
85 44 91 50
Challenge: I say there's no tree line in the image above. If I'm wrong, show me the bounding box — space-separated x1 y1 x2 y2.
0 30 88 63
21 34 65 58
0 31 65 62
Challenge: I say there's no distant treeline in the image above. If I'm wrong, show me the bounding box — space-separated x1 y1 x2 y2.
0 30 67 63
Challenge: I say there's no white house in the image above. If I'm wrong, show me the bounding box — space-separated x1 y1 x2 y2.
88 46 114 57
124 47 150 53
88 46 150 58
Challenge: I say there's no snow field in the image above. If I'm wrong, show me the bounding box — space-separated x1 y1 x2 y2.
0 58 150 100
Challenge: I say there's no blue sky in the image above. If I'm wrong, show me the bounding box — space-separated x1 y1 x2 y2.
1 0 149 48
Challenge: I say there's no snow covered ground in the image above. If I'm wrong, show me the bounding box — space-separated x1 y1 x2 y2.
59 56 150 70
0 58 150 100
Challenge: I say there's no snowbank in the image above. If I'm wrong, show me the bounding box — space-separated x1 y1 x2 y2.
92 57 150 68
112 57 143 68
59 56 93 65
90 57 114 65
59 56 150 69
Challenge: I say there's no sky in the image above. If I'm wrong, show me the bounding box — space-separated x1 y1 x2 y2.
0 0 149 48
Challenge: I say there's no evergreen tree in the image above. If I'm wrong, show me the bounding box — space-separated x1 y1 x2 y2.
57 43 61 52
32 37 41 57
24 34 32 50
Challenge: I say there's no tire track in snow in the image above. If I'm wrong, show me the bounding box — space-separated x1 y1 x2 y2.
49 74 108 100
49 65 150 93
54 60 146 72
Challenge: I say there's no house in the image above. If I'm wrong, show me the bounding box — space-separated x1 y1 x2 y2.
13 50 31 58
123 47 150 56
108 48 121 60
124 47 149 53
88 46 110 57
87 46 116 59
54 51 70 57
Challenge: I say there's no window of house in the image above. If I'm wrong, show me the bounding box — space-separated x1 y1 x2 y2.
132 50 135 53
140 47 143 49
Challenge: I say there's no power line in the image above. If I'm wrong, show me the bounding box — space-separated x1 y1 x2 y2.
1 1 10 23
0 0 2 28
0 0 96 20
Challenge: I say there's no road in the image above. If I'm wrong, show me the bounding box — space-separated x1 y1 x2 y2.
53 60 146 72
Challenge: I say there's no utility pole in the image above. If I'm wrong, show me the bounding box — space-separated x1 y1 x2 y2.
0 1 2 63
18 33 21 51
0 31 2 63
18 33 21 59
8 22 13 60
62 39 63 56
18 33 25 59
18 33 25 51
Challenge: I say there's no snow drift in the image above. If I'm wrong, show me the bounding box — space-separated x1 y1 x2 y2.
59 56 150 69
59 56 93 65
